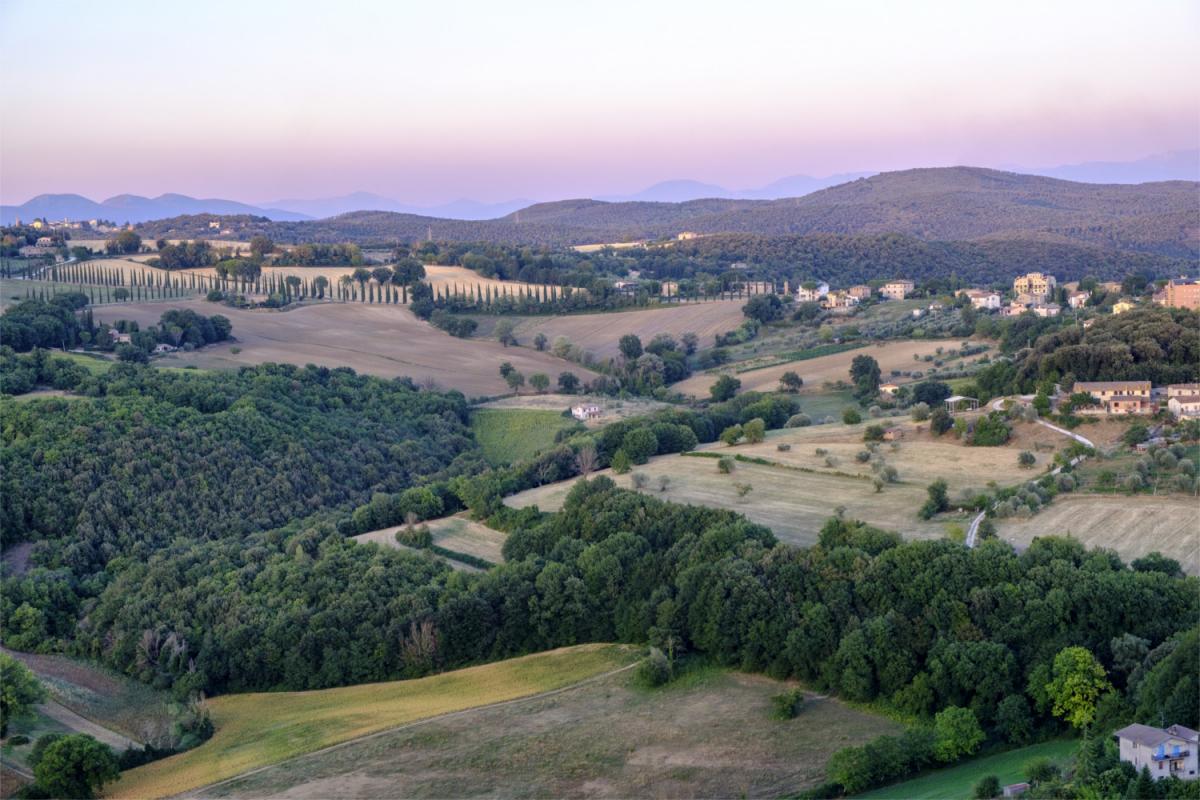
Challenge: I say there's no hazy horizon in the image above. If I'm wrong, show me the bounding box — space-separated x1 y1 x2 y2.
2 0 1197 206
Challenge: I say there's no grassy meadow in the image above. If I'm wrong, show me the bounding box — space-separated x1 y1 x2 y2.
856 739 1077 799
470 407 576 464
109 644 637 799
197 666 900 799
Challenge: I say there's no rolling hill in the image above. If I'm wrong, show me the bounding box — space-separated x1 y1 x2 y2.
133 167 1200 257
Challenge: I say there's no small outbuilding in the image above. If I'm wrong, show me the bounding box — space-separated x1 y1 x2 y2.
944 395 979 413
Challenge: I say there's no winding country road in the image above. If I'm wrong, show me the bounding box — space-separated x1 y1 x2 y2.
966 397 1096 548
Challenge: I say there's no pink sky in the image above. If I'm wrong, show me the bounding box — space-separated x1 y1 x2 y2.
2 0 1197 204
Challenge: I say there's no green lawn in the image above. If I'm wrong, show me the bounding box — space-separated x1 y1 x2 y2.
857 739 1077 799
797 389 858 422
470 407 576 465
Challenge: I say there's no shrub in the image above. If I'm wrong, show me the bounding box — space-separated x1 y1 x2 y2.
719 423 744 446
855 450 871 463
743 418 766 444
1018 451 1036 468
657 475 670 492
611 450 632 474
919 478 949 520
635 648 671 688
842 407 862 425
784 413 812 428
864 424 885 442
717 456 735 474
8 735 29 746
776 443 791 452
770 688 806 720
631 472 649 490
930 407 953 435
911 402 930 421
395 525 432 549
973 775 1001 799
734 481 753 499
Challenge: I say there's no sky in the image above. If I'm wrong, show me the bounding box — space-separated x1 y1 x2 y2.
1 0 1197 205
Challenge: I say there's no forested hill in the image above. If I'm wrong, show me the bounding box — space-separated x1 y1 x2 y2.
137 168 1199 257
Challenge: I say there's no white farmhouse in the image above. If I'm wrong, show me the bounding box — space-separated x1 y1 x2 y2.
571 404 601 421
1115 724 1198 781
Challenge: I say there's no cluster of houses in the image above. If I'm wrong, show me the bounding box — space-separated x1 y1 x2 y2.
793 279 914 310
1069 381 1200 419
14 217 122 233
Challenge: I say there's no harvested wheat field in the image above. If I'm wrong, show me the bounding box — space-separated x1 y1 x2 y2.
675 338 973 398
996 495 1200 574
355 514 507 566
714 421 1052 494
515 300 746 361
423 265 563 298
506 452 951 547
92 300 595 397
195 667 897 800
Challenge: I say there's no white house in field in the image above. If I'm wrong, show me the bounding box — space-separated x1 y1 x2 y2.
1115 724 1199 781
571 404 601 421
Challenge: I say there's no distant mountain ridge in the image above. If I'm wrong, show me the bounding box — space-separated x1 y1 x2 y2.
1020 149 1200 185
0 193 311 225
135 167 1200 259
596 171 876 202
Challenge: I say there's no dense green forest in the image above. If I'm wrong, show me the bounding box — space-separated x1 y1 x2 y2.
0 363 480 575
971 306 1200 395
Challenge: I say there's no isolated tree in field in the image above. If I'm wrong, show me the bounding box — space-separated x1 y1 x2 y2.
496 319 517 346
557 371 580 393
1045 646 1111 730
711 374 741 402
504 370 525 393
0 653 45 736
391 257 426 286
779 371 803 393
529 373 549 393
910 402 930 421
618 334 643 361
32 734 119 799
610 449 631 474
717 456 735 473
499 362 514 379
249 235 274 258
681 332 699 355
533 332 548 351
313 275 329 298
932 706 984 762
919 478 949 519
842 407 862 425
850 354 882 401
734 482 753 500
657 475 670 492
743 418 766 443
1018 451 1036 468
930 407 953 436
911 380 952 406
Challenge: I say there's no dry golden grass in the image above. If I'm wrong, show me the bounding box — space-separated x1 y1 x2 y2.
355 513 508 564
108 644 636 800
722 421 1048 494
506 450 951 547
515 300 747 360
674 338 971 398
92 300 596 396
996 495 1200 574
